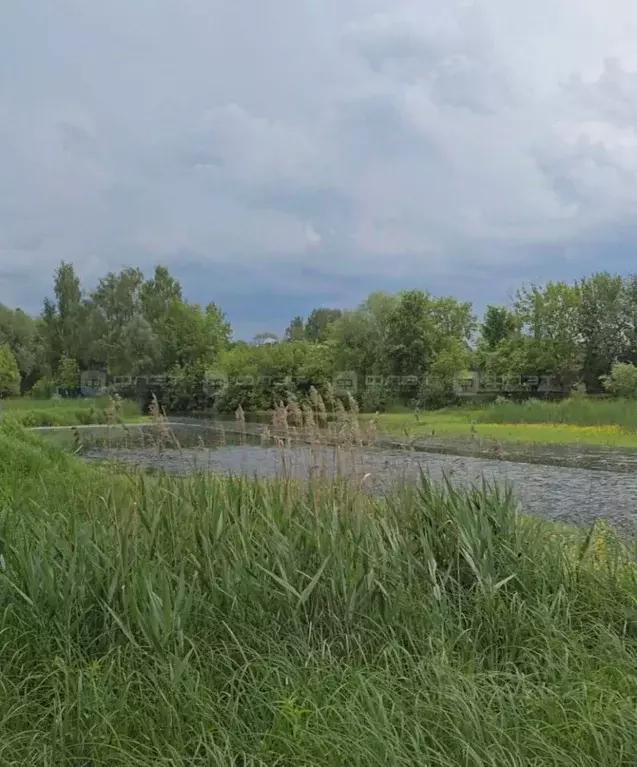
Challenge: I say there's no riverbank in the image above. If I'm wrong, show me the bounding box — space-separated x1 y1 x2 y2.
1 395 148 427
11 393 637 446
364 399 637 447
2 423 637 764
210 397 637 448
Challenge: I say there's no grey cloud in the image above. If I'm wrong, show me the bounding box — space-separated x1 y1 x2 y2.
2 0 637 312
564 59 637 129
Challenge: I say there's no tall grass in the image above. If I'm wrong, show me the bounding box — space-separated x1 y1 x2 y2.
476 396 637 430
0 420 637 764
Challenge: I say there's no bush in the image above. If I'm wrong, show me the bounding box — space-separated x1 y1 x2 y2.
600 362 637 398
54 355 80 391
29 376 55 399
0 343 20 398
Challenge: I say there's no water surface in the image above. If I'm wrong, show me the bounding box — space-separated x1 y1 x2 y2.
82 439 637 535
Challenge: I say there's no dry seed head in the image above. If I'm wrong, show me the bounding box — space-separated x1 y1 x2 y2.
270 404 286 432
364 418 378 445
301 403 316 429
324 382 335 409
287 400 304 428
315 394 328 427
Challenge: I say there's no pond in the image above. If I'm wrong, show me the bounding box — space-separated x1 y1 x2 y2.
33 418 637 534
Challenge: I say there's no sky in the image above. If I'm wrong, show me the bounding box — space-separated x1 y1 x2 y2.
2 0 637 339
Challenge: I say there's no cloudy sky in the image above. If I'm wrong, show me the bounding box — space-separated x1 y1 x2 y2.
2 0 637 338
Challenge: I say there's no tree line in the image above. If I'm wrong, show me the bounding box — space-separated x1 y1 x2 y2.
1 263 637 411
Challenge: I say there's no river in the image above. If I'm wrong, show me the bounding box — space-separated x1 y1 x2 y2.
68 419 637 535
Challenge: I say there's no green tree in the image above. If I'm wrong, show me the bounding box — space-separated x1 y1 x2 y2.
0 305 44 391
427 296 476 352
384 291 476 401
515 281 583 392
41 261 88 370
385 290 432 383
304 308 343 342
216 339 334 412
0 343 20 397
423 339 471 407
328 292 398 385
55 355 80 391
284 317 305 341
480 305 518 350
139 265 183 326
89 267 156 374
161 299 231 370
578 273 631 393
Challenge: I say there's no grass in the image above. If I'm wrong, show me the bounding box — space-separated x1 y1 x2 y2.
1 404 637 764
2 395 148 427
474 397 637 429
364 398 637 448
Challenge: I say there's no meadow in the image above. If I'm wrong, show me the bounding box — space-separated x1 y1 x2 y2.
1 416 637 764
367 397 637 448
0 395 146 427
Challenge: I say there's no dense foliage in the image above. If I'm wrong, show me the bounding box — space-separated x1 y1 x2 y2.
6 263 637 411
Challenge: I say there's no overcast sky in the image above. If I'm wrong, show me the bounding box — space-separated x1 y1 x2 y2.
2 0 637 338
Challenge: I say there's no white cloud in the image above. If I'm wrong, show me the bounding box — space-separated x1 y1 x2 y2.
2 0 637 313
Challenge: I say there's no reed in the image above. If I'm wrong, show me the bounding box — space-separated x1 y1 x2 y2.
0 422 636 764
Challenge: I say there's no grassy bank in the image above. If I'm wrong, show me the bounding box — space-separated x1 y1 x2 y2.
1 395 147 427
474 397 637 428
365 398 637 447
1 424 637 763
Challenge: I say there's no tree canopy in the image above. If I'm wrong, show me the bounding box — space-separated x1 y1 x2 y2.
4 262 637 410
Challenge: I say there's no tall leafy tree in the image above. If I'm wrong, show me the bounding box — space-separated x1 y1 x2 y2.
41 261 87 370
480 305 519 350
515 281 583 391
327 291 398 385
304 308 343 342
284 317 305 341
139 265 183 326
383 290 476 401
89 267 159 375
578 273 631 392
385 290 433 382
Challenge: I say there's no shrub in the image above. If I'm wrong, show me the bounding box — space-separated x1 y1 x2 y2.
600 362 637 398
30 376 55 399
0 343 20 398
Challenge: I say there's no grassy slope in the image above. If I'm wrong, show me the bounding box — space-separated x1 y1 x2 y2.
367 399 637 447
2 396 148 427
1 424 637 763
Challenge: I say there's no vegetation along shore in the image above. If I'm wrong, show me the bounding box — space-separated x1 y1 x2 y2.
2 417 637 764
3 262 637 422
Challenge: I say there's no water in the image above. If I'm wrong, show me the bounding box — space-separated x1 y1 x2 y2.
78 447 637 538
33 418 637 533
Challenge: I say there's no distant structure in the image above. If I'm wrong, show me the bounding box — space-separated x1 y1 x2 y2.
252 333 279 346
